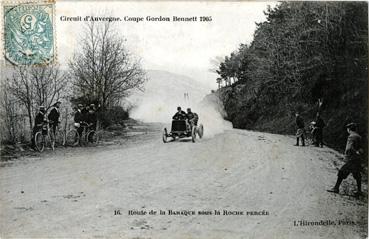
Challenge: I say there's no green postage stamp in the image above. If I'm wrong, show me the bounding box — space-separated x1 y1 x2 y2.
3 1 55 65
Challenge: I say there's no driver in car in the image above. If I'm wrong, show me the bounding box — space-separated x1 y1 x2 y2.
172 106 187 120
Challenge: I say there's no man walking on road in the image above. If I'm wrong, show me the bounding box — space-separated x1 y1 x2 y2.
327 123 363 197
294 112 305 146
314 112 326 147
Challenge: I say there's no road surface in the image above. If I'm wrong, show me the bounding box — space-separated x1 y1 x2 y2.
0 123 367 238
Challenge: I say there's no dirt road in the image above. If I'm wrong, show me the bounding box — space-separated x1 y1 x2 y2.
0 123 367 238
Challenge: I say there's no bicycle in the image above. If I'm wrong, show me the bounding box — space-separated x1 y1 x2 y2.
66 123 101 146
34 124 50 152
34 122 66 152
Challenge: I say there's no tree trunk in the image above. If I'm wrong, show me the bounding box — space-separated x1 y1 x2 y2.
27 101 33 141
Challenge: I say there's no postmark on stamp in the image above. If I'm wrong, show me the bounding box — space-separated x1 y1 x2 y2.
3 2 55 65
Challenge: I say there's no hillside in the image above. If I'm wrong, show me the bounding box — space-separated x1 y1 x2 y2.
128 70 211 123
215 2 368 156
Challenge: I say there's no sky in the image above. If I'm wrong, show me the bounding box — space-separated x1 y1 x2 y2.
2 1 278 89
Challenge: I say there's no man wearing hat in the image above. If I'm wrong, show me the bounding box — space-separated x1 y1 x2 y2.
314 112 326 147
74 104 84 137
88 104 97 130
48 101 62 137
32 106 47 148
294 112 305 146
327 123 363 197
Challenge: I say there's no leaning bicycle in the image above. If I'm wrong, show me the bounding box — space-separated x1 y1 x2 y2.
66 123 102 146
34 124 51 152
34 123 65 152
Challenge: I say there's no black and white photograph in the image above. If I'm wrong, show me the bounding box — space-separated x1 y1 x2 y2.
0 1 368 238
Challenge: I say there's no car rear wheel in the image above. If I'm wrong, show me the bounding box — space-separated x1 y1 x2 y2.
198 124 204 138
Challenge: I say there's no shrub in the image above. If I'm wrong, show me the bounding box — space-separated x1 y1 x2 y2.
98 106 129 128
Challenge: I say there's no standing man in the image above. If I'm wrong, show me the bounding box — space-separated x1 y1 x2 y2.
314 112 326 147
48 101 61 137
86 104 98 142
74 104 83 137
327 123 363 197
88 104 97 130
81 105 89 124
294 112 305 146
81 105 90 133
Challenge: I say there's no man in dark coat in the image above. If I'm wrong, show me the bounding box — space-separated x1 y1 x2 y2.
314 112 326 147
327 123 363 197
87 104 97 131
172 106 187 120
48 101 61 136
86 105 98 142
294 112 305 146
74 104 83 123
81 105 90 125
32 106 47 148
74 104 84 137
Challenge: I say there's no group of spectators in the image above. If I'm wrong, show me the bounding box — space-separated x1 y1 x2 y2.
294 112 325 147
73 103 98 137
294 111 364 198
31 101 62 148
31 102 99 148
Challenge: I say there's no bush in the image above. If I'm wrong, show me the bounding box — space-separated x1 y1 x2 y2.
98 106 129 128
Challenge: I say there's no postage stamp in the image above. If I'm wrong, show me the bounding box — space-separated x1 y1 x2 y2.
3 1 55 65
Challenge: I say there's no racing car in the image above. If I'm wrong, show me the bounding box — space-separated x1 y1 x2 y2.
162 119 204 143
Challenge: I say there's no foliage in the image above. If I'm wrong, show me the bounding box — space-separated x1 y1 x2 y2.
1 65 68 141
99 106 129 128
216 2 368 153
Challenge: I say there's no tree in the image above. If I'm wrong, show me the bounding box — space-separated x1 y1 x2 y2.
6 66 33 135
216 2 367 153
0 81 19 143
6 65 68 136
209 56 225 73
69 21 146 110
216 78 222 89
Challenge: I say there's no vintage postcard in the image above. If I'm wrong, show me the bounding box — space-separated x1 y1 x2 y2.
0 1 367 238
